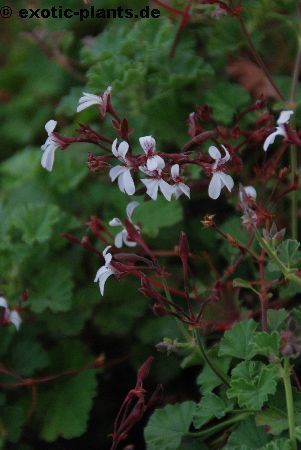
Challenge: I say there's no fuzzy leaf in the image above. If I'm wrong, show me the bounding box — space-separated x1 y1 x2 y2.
227 361 279 410
233 278 259 294
144 402 196 450
193 393 233 429
277 239 301 268
256 407 288 436
39 371 97 442
134 197 182 238
223 417 270 449
29 265 73 313
219 320 257 359
267 309 288 331
260 439 292 450
252 331 280 358
2 405 26 443
38 341 98 442
12 203 60 245
10 339 49 376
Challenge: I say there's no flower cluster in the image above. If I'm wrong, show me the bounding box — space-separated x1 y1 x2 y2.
40 87 300 303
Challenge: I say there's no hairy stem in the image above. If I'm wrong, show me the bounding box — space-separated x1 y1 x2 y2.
162 278 191 342
282 357 297 450
194 329 230 387
185 412 252 440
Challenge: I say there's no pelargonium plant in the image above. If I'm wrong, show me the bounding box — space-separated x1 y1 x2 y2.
3 0 301 449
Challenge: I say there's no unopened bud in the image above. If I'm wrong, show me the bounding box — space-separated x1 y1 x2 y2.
201 214 215 228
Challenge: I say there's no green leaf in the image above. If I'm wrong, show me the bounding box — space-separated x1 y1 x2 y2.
204 81 250 125
40 371 97 442
260 439 292 450
94 280 147 335
256 407 288 436
233 278 259 294
296 425 301 441
134 197 182 238
193 393 233 429
197 346 231 394
12 203 60 245
277 239 301 268
219 320 257 360
223 417 270 449
144 402 196 450
29 264 73 313
252 331 280 358
227 361 279 410
267 309 288 331
2 405 26 443
38 341 98 442
10 339 49 376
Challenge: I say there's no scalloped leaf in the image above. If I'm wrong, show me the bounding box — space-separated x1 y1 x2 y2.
144 402 196 450
227 361 279 410
219 320 257 360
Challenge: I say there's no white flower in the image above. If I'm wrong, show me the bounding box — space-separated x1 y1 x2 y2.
94 246 115 295
140 163 174 201
109 201 140 248
208 145 234 200
263 110 294 151
77 86 112 114
109 139 135 195
239 185 257 202
139 136 165 171
41 120 60 172
239 185 257 228
171 164 190 199
0 296 22 331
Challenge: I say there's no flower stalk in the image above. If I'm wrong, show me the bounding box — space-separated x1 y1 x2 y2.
282 357 297 450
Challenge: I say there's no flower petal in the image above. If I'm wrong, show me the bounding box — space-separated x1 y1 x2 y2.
243 186 257 200
141 178 159 200
171 164 179 179
159 179 173 201
41 146 55 172
96 268 114 295
123 232 137 247
109 165 126 182
126 201 139 220
277 110 294 125
45 120 57 135
109 218 122 227
179 182 190 198
94 265 108 282
114 231 124 248
0 297 8 309
139 136 156 153
103 245 112 260
147 155 165 171
112 139 119 157
263 130 281 151
77 99 100 113
122 170 135 195
208 173 222 199
218 172 234 192
220 145 231 164
9 310 22 331
208 146 221 161
117 141 129 160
